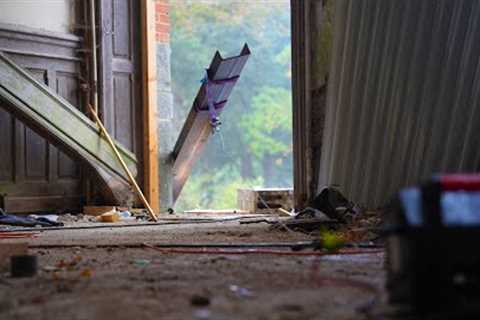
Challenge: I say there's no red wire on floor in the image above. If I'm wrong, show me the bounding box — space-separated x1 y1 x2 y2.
143 242 380 297
313 275 378 293
309 254 378 292
0 231 39 239
142 243 383 256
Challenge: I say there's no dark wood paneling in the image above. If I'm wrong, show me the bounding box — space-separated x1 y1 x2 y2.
0 23 82 63
0 109 14 182
0 4 143 211
112 0 132 58
0 51 138 208
56 72 81 179
113 73 134 150
24 127 49 180
24 69 49 182
99 0 143 191
0 25 84 212
2 195 83 213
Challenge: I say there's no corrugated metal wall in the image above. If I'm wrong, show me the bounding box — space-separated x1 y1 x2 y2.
318 0 480 208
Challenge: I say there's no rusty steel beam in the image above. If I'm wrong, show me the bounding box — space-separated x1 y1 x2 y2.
172 44 251 203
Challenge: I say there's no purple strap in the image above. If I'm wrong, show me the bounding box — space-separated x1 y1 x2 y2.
200 72 239 130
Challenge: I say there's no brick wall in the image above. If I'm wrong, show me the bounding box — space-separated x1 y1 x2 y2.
155 0 170 43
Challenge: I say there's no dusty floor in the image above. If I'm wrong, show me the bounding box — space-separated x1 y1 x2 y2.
0 216 385 320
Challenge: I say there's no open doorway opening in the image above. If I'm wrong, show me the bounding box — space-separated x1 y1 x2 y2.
169 0 293 212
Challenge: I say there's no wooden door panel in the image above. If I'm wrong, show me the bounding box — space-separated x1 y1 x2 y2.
23 68 49 182
0 24 85 212
112 0 132 59
24 127 49 180
0 108 14 182
113 72 135 151
56 72 81 180
0 58 84 211
99 0 143 188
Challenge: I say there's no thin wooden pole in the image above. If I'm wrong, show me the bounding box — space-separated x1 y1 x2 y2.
88 105 158 221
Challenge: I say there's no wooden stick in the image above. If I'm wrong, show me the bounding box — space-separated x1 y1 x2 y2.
87 105 158 221
278 208 294 216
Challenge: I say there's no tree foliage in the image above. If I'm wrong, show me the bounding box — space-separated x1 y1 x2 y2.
170 0 292 210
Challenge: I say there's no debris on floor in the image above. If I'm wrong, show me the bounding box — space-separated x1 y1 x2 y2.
57 214 98 224
94 208 144 223
265 187 358 234
237 188 294 214
239 188 382 248
309 187 359 222
0 209 64 228
184 209 249 215
0 206 152 231
229 284 255 298
131 259 151 268
27 214 60 223
269 215 338 233
0 220 384 320
339 210 382 243
98 211 120 223
294 207 331 220
83 206 117 217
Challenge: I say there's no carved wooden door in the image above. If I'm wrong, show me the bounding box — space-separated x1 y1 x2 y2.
98 0 143 188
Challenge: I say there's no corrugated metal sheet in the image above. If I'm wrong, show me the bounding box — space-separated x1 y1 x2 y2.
318 0 480 208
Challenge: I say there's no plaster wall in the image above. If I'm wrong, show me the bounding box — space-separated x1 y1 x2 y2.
0 0 75 34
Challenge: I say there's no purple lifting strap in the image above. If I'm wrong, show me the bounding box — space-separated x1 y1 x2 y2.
200 71 240 130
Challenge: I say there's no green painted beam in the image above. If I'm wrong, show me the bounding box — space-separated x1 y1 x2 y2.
0 52 137 204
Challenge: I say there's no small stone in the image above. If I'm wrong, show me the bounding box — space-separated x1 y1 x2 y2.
0 293 17 313
277 304 303 312
190 294 210 307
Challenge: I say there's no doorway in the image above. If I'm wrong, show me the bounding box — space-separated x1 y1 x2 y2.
170 0 294 211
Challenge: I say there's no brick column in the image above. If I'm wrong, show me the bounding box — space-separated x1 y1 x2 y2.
155 0 174 211
155 0 170 43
